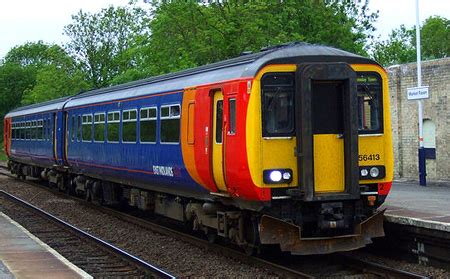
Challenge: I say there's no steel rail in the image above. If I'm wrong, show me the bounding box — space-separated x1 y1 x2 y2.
0 166 429 278
0 166 313 278
0 189 175 279
336 254 429 279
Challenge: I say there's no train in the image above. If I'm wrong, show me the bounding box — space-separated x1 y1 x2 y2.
3 42 393 255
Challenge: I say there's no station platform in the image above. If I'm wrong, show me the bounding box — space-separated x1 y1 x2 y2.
383 180 450 232
0 212 91 279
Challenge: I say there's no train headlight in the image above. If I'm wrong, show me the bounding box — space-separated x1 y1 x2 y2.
370 167 380 178
360 169 369 177
263 169 293 184
269 171 282 182
359 166 385 180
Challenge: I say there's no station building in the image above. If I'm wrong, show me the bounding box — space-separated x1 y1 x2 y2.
388 58 450 181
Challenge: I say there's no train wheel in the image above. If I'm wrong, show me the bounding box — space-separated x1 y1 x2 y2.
242 215 260 256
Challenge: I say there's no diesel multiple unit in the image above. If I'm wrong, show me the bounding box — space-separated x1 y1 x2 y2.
3 43 393 254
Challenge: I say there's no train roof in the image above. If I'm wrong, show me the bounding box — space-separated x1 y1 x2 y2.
6 42 379 114
65 42 376 108
5 96 72 118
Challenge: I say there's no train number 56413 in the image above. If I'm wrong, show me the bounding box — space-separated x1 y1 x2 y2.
358 154 380 161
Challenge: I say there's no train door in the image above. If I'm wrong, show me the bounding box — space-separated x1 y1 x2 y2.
3 118 11 157
212 90 227 192
53 113 58 161
296 63 359 201
63 112 69 163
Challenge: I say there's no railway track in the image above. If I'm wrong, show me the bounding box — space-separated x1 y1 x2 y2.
0 165 429 278
0 178 174 278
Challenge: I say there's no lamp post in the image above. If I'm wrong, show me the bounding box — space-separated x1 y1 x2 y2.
415 0 426 186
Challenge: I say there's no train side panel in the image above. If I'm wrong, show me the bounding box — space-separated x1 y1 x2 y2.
66 90 210 198
9 112 59 168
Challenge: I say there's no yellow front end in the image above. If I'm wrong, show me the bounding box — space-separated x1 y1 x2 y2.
246 64 393 195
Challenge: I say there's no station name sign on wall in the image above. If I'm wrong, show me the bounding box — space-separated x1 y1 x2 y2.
407 86 429 100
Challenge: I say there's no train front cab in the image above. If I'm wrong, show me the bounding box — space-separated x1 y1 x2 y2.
247 62 393 255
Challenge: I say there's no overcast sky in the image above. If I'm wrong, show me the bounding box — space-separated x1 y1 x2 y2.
0 0 449 59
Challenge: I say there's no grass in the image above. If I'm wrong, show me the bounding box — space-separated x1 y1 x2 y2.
0 142 7 162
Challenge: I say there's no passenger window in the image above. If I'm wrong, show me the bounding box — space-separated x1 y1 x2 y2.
94 113 105 142
77 115 81 141
122 109 137 143
160 104 180 143
140 107 157 143
11 124 15 140
82 114 93 142
71 116 76 142
107 111 120 142
229 99 236 135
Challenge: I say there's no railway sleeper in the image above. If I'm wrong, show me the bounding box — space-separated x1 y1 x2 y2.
9 161 259 252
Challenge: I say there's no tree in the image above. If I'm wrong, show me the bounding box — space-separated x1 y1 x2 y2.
371 25 416 66
1 41 87 106
371 16 449 66
20 65 89 105
121 0 378 77
4 41 74 69
421 16 450 59
64 5 150 88
0 62 35 133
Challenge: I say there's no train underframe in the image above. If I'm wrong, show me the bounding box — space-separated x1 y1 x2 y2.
8 160 385 255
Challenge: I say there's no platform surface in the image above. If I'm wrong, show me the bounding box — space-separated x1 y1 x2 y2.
384 180 450 232
0 212 92 279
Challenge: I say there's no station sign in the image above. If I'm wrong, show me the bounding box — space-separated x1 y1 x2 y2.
407 86 429 100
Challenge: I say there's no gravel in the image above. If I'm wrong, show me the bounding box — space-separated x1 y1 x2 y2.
0 175 278 278
0 173 448 278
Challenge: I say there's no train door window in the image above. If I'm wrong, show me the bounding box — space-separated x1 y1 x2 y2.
26 121 31 140
357 73 382 133
22 122 26 140
19 123 23 140
30 121 35 140
187 103 195 144
11 123 15 140
71 116 76 142
160 104 180 143
47 118 51 141
122 109 137 143
77 115 82 141
140 107 157 143
82 114 93 142
215 101 223 143
38 120 43 140
228 98 236 135
107 111 120 143
94 113 106 142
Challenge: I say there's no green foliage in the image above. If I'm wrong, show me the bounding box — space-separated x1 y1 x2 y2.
371 25 416 66
21 65 89 105
4 41 74 69
134 0 378 76
0 62 35 117
371 16 449 66
64 6 150 88
421 16 450 59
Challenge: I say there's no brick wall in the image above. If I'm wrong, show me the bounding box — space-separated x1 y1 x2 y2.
388 58 450 180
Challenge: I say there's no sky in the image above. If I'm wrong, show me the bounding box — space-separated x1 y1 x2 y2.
0 0 449 59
